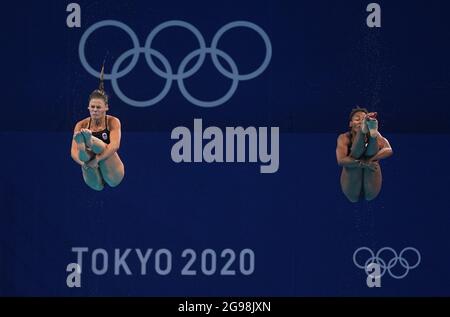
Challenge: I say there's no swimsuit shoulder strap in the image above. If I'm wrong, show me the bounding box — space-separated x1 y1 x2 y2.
105 115 109 130
88 117 91 129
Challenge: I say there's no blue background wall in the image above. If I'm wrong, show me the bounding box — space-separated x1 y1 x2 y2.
1 0 449 296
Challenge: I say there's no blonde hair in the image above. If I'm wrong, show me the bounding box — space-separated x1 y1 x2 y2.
89 64 108 104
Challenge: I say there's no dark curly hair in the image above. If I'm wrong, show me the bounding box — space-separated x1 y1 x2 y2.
348 106 368 122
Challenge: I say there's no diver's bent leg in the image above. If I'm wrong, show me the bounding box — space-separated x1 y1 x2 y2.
74 131 93 162
78 146 93 162
363 164 382 201
81 166 104 191
98 152 125 187
81 129 107 154
350 129 367 159
365 135 379 158
88 136 107 154
340 167 363 203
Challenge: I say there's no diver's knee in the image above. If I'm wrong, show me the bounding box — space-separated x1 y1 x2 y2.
344 192 360 203
87 182 104 191
107 179 122 188
365 192 379 201
104 174 124 188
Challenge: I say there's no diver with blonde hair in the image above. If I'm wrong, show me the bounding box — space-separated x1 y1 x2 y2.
71 65 125 190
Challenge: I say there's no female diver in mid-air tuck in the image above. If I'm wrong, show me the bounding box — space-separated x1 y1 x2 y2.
336 107 393 202
70 66 125 191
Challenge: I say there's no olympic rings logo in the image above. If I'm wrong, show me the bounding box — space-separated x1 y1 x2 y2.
79 20 272 108
353 247 421 279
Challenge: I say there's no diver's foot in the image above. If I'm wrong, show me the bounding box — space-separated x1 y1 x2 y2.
81 128 93 147
361 117 369 134
73 131 86 151
73 131 84 143
367 112 378 120
366 118 379 138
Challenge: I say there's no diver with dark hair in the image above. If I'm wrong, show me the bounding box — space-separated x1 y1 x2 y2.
70 65 125 190
336 106 393 202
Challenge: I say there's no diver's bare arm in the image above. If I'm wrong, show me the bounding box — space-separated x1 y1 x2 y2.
96 119 121 162
369 137 393 162
336 134 364 168
71 122 85 166
71 152 85 166
338 156 364 168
